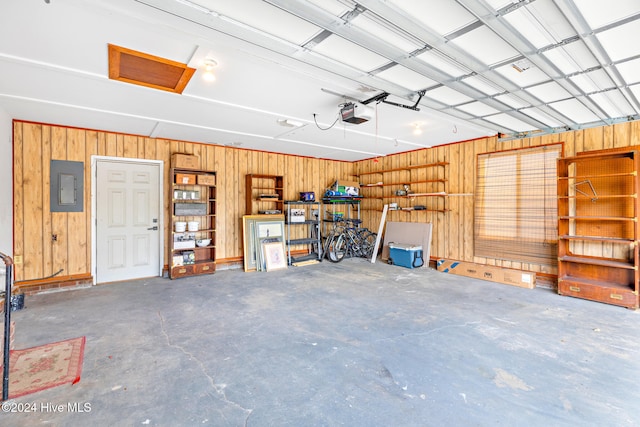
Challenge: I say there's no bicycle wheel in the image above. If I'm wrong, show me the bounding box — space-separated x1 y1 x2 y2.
327 234 347 262
359 231 378 258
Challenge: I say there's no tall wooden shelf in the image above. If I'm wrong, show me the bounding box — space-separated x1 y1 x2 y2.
556 150 639 309
245 174 284 215
356 162 449 213
169 168 217 279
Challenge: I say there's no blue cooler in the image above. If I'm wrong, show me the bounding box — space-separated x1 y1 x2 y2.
388 243 424 269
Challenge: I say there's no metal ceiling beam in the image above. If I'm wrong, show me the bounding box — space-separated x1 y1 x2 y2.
456 0 611 127
553 0 640 114
266 0 552 133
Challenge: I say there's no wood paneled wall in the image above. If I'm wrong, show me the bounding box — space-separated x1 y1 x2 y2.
355 120 640 276
12 121 353 282
12 119 640 283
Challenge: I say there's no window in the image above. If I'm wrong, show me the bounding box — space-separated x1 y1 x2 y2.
474 144 562 265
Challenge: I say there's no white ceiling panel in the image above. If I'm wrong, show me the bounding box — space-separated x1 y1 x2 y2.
416 50 469 78
525 81 572 103
427 86 475 106
549 98 601 124
375 65 437 91
311 35 390 72
351 14 422 53
616 58 640 85
519 107 564 128
573 0 640 30
523 0 577 44
198 0 321 45
596 20 640 62
504 8 557 49
570 69 615 93
486 113 538 132
455 102 501 117
0 0 638 159
494 63 550 87
484 0 513 10
305 0 350 17
493 94 531 110
449 26 520 67
388 0 476 36
589 91 636 118
462 76 504 96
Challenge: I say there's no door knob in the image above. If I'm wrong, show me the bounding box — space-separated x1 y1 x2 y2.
147 226 158 231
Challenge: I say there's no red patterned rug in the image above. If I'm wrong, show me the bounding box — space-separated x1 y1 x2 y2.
1 336 85 399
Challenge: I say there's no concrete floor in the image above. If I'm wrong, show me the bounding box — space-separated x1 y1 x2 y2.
1 259 639 427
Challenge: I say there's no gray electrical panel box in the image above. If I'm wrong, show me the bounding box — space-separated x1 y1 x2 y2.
50 160 84 212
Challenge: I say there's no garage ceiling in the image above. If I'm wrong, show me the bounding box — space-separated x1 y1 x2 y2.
1 0 639 161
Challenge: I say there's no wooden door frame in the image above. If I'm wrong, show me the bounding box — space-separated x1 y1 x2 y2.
91 156 165 285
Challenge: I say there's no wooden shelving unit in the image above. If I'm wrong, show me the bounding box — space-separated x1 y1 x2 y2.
356 162 449 213
245 174 284 215
170 168 217 279
557 150 639 309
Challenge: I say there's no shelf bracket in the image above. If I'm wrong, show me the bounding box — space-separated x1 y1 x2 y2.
574 180 598 202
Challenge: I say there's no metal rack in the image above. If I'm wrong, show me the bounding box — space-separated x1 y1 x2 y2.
284 201 322 265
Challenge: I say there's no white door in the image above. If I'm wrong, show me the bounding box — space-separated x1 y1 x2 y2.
96 160 161 283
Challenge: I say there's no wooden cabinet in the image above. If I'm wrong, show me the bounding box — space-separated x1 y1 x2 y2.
557 150 639 309
245 174 284 215
356 162 449 212
170 167 216 279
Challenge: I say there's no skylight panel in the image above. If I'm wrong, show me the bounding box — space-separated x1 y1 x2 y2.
312 35 390 72
427 86 474 106
201 0 321 45
387 0 476 36
573 0 640 30
448 26 520 67
416 50 469 78
350 14 422 53
525 81 572 103
548 98 601 123
375 65 437 91
596 20 640 62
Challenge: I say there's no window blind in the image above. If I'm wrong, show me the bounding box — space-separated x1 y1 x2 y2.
474 144 562 265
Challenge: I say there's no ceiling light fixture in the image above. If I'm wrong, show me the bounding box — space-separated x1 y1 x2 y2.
413 123 423 135
277 118 304 127
202 58 217 82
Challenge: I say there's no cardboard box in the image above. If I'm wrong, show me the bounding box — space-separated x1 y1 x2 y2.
331 180 360 196
174 203 207 216
176 173 196 185
436 259 536 289
288 208 306 223
197 174 216 186
171 153 200 170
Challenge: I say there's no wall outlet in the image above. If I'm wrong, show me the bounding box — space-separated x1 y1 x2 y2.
14 255 22 264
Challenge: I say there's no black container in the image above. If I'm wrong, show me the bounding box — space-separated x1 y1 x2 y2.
10 293 24 311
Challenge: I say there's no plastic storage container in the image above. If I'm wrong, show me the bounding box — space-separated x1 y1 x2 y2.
388 243 424 269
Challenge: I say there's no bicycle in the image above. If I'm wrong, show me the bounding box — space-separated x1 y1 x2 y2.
324 218 377 262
